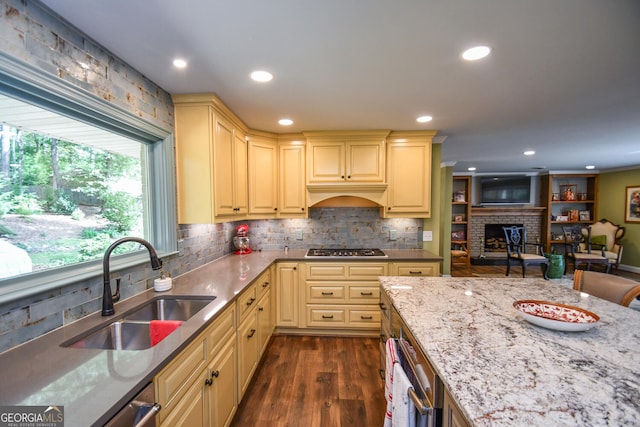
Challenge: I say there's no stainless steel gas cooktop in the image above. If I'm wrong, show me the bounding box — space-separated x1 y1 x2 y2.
304 248 388 258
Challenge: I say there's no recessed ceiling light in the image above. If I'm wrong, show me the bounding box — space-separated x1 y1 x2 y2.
278 118 293 126
462 46 491 61
468 167 476 171
416 115 433 123
585 165 595 170
523 150 535 156
250 70 273 82
173 58 187 69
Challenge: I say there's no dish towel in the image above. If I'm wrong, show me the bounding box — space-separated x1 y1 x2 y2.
392 362 416 427
384 338 399 427
149 320 182 346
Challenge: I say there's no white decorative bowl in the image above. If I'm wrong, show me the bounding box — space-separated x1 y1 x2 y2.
513 300 600 332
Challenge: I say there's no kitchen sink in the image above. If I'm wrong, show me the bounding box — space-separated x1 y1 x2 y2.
122 296 215 322
62 296 216 350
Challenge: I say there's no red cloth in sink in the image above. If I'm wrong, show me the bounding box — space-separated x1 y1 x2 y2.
150 320 183 346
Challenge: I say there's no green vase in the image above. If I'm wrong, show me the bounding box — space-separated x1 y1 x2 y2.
545 253 565 279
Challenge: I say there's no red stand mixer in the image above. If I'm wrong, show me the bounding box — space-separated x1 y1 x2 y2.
233 224 252 255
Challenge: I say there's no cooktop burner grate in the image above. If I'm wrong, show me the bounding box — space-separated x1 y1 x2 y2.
305 248 387 258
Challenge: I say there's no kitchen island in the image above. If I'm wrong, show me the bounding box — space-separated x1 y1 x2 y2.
379 276 640 426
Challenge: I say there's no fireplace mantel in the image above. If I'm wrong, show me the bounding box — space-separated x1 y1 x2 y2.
471 207 546 216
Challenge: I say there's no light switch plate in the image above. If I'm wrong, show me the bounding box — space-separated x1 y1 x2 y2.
389 229 397 240
296 229 303 240
423 231 433 241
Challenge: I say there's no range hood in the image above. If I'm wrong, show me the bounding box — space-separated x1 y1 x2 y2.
306 183 388 207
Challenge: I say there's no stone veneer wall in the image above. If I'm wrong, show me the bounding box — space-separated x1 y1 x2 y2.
469 208 545 257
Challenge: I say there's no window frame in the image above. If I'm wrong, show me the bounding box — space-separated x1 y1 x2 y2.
0 51 177 303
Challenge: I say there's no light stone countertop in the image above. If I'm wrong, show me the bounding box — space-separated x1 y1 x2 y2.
379 276 640 427
0 248 440 426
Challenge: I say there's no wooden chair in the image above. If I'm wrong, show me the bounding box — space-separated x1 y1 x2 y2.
562 225 610 274
450 242 469 266
573 270 640 307
588 218 625 274
503 226 549 280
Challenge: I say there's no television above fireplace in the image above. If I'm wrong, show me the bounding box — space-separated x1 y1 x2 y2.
480 175 532 205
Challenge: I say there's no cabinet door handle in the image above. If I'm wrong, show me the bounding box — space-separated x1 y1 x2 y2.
262 281 269 288
379 302 387 310
341 175 345 179
205 370 220 386
274 207 278 211
347 175 351 179
246 297 256 306
388 207 391 211
211 370 220 378
321 291 334 295
293 266 297 270
301 208 305 211
322 315 334 319
360 291 373 296
258 307 264 312
361 315 373 320
247 328 256 338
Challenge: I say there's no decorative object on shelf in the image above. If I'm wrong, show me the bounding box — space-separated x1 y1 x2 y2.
453 214 464 222
578 193 588 201
624 185 640 223
551 193 560 201
579 210 591 221
451 230 465 241
453 191 466 202
556 215 569 222
566 210 579 222
560 184 577 201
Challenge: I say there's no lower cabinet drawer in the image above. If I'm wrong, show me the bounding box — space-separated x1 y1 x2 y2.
348 308 380 326
306 305 381 329
306 307 346 327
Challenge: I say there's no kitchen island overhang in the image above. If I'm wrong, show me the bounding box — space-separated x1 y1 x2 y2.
379 275 640 426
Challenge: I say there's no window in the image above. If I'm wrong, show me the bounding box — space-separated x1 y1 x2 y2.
0 54 176 300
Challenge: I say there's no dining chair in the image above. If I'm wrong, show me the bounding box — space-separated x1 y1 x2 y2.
562 224 610 274
503 226 549 279
573 270 640 307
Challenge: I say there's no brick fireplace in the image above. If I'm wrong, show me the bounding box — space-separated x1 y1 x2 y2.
469 207 546 261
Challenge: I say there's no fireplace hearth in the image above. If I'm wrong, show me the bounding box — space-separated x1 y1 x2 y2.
484 224 522 252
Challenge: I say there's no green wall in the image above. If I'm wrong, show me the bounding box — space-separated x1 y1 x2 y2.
422 143 444 270
598 167 640 270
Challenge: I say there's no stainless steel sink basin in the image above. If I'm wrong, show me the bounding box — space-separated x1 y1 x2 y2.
62 296 215 350
122 296 215 322
65 321 152 350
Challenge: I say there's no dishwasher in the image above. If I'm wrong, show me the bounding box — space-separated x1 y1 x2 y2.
380 294 444 427
104 382 160 427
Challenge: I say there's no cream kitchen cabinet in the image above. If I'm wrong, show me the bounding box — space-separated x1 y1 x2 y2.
248 135 278 217
443 388 471 427
173 93 248 223
384 131 436 218
304 131 388 184
278 139 307 217
390 261 440 277
156 303 236 426
237 268 274 401
275 262 300 328
302 262 386 332
214 116 248 218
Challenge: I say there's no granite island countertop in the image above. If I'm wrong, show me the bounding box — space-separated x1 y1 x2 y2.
379 276 640 427
0 248 440 426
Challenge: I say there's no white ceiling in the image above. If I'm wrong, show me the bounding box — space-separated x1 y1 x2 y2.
40 0 640 173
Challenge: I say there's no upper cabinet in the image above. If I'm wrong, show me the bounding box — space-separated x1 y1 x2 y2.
304 131 388 184
384 131 436 218
173 93 249 223
278 137 307 217
247 134 278 216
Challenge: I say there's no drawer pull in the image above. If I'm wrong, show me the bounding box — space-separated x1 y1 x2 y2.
258 307 264 312
246 297 256 306
321 291 334 296
360 291 373 296
322 315 334 319
361 315 373 320
262 281 270 288
379 302 387 310
409 271 423 275
247 328 256 338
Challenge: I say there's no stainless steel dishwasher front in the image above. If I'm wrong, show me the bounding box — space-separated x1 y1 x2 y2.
104 382 160 427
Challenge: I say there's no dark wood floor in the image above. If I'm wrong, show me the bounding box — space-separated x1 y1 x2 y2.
231 335 385 427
